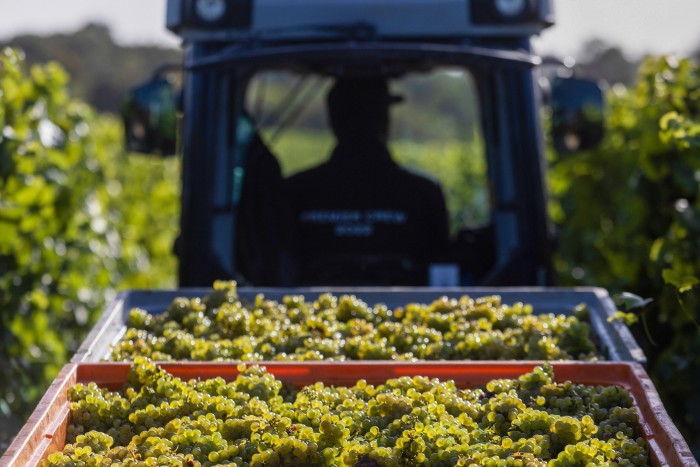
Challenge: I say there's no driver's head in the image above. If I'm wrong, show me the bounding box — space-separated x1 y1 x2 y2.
327 77 398 143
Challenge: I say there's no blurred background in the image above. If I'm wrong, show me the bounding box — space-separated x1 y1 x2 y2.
1 0 700 461
1 0 700 115
2 0 700 114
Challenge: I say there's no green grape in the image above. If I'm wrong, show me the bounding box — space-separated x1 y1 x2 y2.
108 283 602 362
42 362 650 467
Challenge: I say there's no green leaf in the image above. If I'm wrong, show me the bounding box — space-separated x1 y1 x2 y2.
613 292 653 311
649 238 665 262
659 111 682 132
662 268 699 293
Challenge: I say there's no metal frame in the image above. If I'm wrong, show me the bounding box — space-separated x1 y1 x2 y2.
177 39 552 286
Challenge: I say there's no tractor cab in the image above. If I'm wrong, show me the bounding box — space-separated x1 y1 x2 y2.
123 0 604 287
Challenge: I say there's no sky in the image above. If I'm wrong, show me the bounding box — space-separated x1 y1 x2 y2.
1 0 699 60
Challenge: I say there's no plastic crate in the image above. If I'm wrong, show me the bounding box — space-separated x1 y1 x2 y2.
71 287 645 364
1 361 694 466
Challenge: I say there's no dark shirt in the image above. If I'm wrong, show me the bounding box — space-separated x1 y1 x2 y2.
236 134 285 285
284 139 449 285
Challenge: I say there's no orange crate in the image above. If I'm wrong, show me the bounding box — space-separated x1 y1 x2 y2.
1 362 695 466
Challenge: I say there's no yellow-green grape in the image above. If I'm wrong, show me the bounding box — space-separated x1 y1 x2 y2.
108 284 600 362
42 362 650 467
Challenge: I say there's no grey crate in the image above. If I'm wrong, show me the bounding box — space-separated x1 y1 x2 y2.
72 287 646 364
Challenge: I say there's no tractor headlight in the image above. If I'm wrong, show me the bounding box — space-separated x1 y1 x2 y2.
471 0 553 27
167 0 252 34
195 0 227 22
495 0 527 17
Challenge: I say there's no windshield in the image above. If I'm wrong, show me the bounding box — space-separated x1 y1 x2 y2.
177 45 550 287
245 67 491 233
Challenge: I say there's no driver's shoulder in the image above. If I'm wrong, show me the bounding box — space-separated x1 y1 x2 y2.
393 164 443 192
284 163 331 189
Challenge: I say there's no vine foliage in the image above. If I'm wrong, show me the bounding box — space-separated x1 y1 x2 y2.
0 48 179 431
549 55 700 457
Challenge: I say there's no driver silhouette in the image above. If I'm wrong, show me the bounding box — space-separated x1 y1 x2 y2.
283 77 449 285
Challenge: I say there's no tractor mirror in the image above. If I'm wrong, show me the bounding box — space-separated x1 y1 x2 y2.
122 66 181 156
551 77 604 154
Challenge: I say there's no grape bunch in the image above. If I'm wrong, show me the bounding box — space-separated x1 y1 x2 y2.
42 360 649 466
108 281 599 362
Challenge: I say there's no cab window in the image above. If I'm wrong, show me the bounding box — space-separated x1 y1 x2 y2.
245 67 491 235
